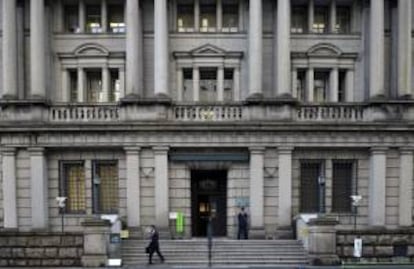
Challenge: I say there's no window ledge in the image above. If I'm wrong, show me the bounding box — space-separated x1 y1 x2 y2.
292 33 362 40
54 33 126 39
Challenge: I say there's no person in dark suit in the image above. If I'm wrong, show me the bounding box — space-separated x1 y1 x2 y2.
147 225 165 264
237 207 249 239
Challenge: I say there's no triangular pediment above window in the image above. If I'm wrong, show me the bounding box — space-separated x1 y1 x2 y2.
191 44 226 56
74 43 110 57
307 43 342 57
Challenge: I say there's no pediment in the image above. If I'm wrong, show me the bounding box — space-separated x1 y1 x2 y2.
74 43 110 57
307 43 342 57
191 44 226 56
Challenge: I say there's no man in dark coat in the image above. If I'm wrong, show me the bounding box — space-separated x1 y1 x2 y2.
147 225 165 264
237 207 249 239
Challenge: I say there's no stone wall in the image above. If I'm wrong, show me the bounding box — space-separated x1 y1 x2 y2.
0 232 83 267
337 229 414 263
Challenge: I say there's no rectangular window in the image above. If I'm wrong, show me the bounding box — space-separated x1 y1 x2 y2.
291 7 307 33
222 3 238 32
314 71 329 102
336 7 350 33
177 4 194 32
296 70 306 101
224 68 234 101
200 68 217 102
300 161 322 213
92 161 119 214
64 5 79 33
60 161 86 214
69 70 78 102
108 5 125 33
338 70 346 102
332 161 354 213
86 70 103 103
86 5 102 33
183 68 193 101
313 7 328 33
200 1 216 32
110 70 121 102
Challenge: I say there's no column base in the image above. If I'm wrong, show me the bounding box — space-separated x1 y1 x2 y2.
120 93 141 103
245 92 264 102
157 226 171 239
275 226 293 239
154 92 172 101
398 94 413 100
249 227 265 239
309 254 341 266
81 255 107 267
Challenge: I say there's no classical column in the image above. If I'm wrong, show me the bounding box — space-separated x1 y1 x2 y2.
194 0 200 31
248 0 262 97
233 67 240 101
77 68 85 102
61 69 70 102
329 68 339 102
217 66 224 101
278 147 293 227
238 0 244 31
399 149 413 226
249 147 265 238
193 67 200 102
102 67 110 102
2 0 18 99
154 0 169 97
345 69 354 102
329 0 336 33
307 68 314 102
126 0 143 98
29 147 48 229
30 0 46 98
308 0 314 33
397 0 412 97
154 146 169 230
369 147 387 227
291 68 298 98
125 147 141 227
119 68 126 98
276 0 291 97
79 0 86 32
217 0 223 32
101 0 108 32
2 148 18 229
176 68 184 101
369 0 385 98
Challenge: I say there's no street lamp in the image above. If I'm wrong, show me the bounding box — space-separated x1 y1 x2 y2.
56 196 67 233
350 195 362 259
318 175 326 215
350 195 362 232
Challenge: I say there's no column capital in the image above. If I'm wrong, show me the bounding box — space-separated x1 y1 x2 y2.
370 146 388 154
124 146 141 153
249 146 265 154
400 147 414 155
277 146 294 154
1 147 16 156
153 146 169 154
28 147 45 155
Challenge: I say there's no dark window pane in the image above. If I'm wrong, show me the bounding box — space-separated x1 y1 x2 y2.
177 4 194 32
86 5 101 33
108 5 125 33
313 7 328 33
64 5 79 33
222 4 238 32
86 71 102 103
300 161 321 213
336 7 350 33
92 161 119 214
110 70 120 102
332 161 353 213
60 161 86 214
69 70 78 102
291 7 307 33
200 2 216 32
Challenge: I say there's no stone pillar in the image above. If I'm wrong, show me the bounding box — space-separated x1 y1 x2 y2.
101 0 108 32
193 67 200 102
102 67 110 102
307 68 314 102
217 0 222 32
329 68 339 102
125 147 141 227
154 146 169 236
329 0 336 33
81 219 111 267
233 67 240 101
248 0 262 97
249 147 265 238
308 0 314 33
61 69 70 102
217 66 224 101
30 0 46 99
308 218 340 265
399 148 413 226
29 147 48 230
79 0 86 32
176 68 184 101
292 68 298 98
397 0 412 98
369 147 387 227
194 0 200 31
2 148 18 229
119 68 126 98
154 0 169 97
276 0 291 97
77 68 85 102
126 0 143 98
2 0 18 99
369 0 385 98
345 69 354 102
278 147 293 228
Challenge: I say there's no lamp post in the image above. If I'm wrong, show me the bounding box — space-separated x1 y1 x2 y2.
318 175 326 215
350 195 362 259
56 197 67 233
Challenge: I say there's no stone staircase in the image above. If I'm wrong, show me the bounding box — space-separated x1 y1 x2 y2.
121 239 309 266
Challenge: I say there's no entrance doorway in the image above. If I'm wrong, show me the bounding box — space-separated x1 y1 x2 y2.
191 170 227 237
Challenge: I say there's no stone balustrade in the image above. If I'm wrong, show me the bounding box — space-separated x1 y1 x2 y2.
50 104 120 122
297 104 365 122
173 105 243 121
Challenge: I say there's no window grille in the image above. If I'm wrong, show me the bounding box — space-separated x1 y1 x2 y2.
64 5 79 33
177 4 195 32
86 5 102 33
200 2 217 32
92 161 119 214
222 4 238 32
86 70 103 103
313 7 328 33
300 161 322 213
60 161 86 214
332 160 354 213
291 7 307 33
108 5 125 33
336 7 351 33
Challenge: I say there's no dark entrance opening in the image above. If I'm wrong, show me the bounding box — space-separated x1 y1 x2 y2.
191 170 227 237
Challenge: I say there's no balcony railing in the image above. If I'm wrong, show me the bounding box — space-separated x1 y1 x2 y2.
296 104 365 122
50 104 119 122
173 105 243 121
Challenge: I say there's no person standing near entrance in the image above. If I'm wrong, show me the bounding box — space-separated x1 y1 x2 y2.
147 225 165 264
237 207 249 239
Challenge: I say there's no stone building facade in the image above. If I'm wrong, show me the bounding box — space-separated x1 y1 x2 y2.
0 0 413 240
